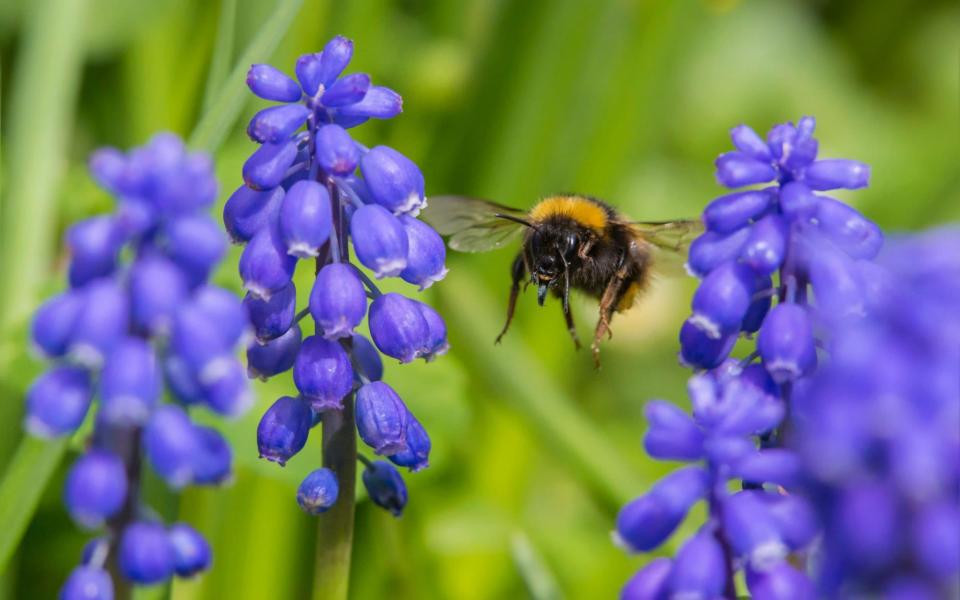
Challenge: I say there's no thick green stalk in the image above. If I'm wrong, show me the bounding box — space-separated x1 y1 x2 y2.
312 399 357 600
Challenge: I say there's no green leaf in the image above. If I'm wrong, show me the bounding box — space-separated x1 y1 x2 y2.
0 437 69 576
188 0 304 153
511 532 564 600
203 0 237 111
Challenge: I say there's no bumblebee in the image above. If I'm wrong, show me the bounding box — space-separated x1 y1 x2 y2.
421 194 702 366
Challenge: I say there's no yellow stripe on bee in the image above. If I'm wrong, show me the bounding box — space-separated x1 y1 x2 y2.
530 196 608 232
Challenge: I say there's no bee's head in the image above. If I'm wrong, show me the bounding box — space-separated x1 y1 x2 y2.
528 227 579 305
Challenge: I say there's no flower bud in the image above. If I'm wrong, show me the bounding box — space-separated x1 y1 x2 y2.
69 278 129 368
667 531 727 599
193 285 249 348
100 337 162 425
621 558 672 600
201 358 253 417
279 180 332 258
338 86 402 120
242 139 299 191
615 466 709 552
643 400 704 461
835 483 900 571
119 522 175 584
169 523 212 577
144 405 200 488
359 146 425 215
66 216 124 288
814 196 882 260
247 104 310 144
350 333 383 381
388 412 431 472
741 276 772 334
294 53 323 97
715 151 776 188
690 262 755 338
369 293 430 363
310 263 367 339
293 336 353 411
25 366 92 438
155 152 218 214
350 204 409 277
804 159 870 191
321 72 370 107
356 381 408 455
733 449 801 488
247 323 302 380
686 228 750 278
757 303 817 383
191 425 232 485
746 562 816 600
758 492 818 551
361 460 407 516
223 185 283 244
702 190 773 234
399 216 448 289
778 181 819 220
678 319 737 370
60 566 113 600
239 222 297 300
729 124 771 161
246 64 302 102
297 468 340 515
163 215 227 286
170 305 231 378
416 301 449 361
722 491 788 567
30 291 82 358
245 282 296 342
315 124 359 176
317 36 353 89
257 396 311 465
64 450 127 529
741 214 787 275
130 253 188 335
164 355 204 405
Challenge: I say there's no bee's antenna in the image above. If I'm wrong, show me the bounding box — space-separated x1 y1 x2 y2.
495 213 539 231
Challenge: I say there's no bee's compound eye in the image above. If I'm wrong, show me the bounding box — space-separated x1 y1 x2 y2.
563 233 578 257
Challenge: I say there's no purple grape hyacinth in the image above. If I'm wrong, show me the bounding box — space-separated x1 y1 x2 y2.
235 36 446 516
25 134 249 595
615 118 923 598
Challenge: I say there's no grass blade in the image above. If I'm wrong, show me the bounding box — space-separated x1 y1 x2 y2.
511 532 564 600
203 0 238 111
189 0 304 152
0 437 68 575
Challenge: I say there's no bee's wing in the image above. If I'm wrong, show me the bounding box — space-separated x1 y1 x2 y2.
421 195 528 253
622 218 704 277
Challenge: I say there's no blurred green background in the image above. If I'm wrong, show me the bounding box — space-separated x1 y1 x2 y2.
0 0 957 598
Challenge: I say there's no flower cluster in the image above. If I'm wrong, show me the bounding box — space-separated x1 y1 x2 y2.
27 134 250 597
681 116 878 373
230 36 447 516
792 228 960 598
617 117 886 598
617 362 818 598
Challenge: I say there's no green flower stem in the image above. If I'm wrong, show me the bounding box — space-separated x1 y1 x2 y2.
312 398 357 600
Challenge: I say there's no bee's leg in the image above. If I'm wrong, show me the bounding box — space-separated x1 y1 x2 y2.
592 268 630 368
496 253 526 344
561 266 581 350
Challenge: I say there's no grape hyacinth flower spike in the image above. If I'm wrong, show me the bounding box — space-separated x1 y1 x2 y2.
617 118 893 597
233 37 447 592
25 134 251 596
